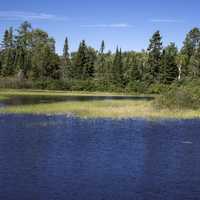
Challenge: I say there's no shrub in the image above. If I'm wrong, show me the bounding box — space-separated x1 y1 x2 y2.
0 77 33 89
155 81 200 109
125 81 147 93
147 83 170 94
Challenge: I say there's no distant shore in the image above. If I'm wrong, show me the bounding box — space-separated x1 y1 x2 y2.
0 89 200 119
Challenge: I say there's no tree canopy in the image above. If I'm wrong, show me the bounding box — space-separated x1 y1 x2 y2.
0 22 200 91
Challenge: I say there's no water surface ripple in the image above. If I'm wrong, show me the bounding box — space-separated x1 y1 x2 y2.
0 114 199 200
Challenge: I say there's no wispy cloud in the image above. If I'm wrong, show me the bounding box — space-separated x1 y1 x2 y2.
150 19 184 23
80 23 133 28
0 11 69 21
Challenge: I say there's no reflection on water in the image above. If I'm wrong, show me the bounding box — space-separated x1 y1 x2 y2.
0 115 200 200
0 95 154 106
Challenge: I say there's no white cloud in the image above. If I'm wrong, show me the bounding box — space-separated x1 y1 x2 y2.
0 11 69 21
150 19 184 23
80 23 133 28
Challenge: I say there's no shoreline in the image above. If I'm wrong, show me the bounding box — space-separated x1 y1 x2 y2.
0 89 199 120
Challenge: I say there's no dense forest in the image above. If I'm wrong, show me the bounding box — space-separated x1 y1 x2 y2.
0 21 200 96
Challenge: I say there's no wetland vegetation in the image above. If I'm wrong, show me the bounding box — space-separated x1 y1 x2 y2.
0 22 200 117
0 89 199 119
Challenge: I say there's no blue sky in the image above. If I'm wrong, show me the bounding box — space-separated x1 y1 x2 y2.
0 0 199 54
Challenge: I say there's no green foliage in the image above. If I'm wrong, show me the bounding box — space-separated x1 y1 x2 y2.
0 77 33 89
162 43 179 84
111 47 124 87
126 81 147 93
1 27 16 76
147 31 163 82
155 80 200 109
0 21 200 109
147 83 170 94
71 40 96 80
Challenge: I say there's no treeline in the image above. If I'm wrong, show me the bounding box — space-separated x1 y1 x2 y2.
0 21 200 92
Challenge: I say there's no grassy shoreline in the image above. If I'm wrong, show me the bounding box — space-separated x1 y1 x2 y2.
0 89 200 119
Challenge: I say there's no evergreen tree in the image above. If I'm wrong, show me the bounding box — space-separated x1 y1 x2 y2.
162 43 178 84
127 55 141 83
1 27 16 76
95 40 106 81
63 37 70 61
182 28 200 58
84 46 96 78
72 40 87 79
181 28 200 76
62 37 71 79
72 40 95 80
147 31 163 82
112 47 124 87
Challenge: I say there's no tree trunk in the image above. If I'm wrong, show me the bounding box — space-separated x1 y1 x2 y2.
178 64 182 80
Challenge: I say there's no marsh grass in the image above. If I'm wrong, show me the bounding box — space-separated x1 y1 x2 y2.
0 89 199 119
0 98 200 119
0 95 9 100
0 89 140 97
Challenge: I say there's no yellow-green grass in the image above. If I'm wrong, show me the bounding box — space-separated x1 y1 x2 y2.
0 89 199 119
0 97 200 119
0 95 9 100
0 89 146 97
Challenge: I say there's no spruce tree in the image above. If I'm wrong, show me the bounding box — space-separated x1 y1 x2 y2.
62 37 71 79
112 47 124 87
63 37 70 61
72 40 88 79
1 27 15 76
162 43 178 84
95 40 106 81
128 55 141 82
147 31 163 83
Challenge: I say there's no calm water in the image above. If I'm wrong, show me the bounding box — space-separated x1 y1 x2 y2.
0 114 200 200
0 95 154 106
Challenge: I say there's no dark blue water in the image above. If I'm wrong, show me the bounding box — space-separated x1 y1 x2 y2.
0 114 200 200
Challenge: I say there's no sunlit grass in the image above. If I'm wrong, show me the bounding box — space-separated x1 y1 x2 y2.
0 95 9 100
0 98 200 119
0 89 199 119
0 89 144 97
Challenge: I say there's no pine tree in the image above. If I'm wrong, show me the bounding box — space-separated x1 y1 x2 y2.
147 31 163 83
72 40 88 79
